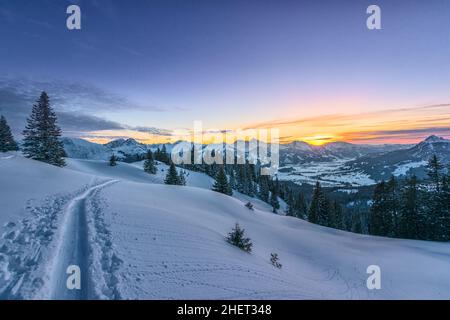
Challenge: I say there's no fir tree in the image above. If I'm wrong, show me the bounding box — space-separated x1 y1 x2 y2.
269 177 281 213
369 181 388 236
22 92 66 167
308 182 329 225
399 175 421 239
178 169 187 186
212 167 232 195
228 168 236 190
155 147 161 161
226 223 253 253
245 202 254 210
236 165 247 194
269 189 280 213
143 150 157 174
308 182 321 224
0 115 18 152
109 154 118 166
246 163 256 197
386 175 399 236
294 192 308 219
165 162 181 185
427 154 443 192
426 172 448 241
441 175 450 240
330 200 344 229
160 144 170 164
285 191 296 217
270 253 282 269
258 175 270 202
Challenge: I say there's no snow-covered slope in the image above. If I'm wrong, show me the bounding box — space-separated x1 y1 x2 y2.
62 137 154 161
1 155 450 299
0 153 95 224
65 158 281 213
62 138 109 161
102 182 450 299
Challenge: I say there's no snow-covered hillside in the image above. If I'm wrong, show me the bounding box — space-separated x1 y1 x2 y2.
65 159 281 213
1 154 450 299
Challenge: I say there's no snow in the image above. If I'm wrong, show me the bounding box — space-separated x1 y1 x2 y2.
66 159 281 214
393 161 427 177
278 160 376 187
337 189 358 194
1 154 450 299
0 153 94 225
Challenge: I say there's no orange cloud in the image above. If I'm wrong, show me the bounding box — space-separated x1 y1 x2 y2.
244 104 450 144
79 104 450 145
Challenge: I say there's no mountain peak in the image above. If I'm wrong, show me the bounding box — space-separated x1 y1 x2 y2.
423 135 447 143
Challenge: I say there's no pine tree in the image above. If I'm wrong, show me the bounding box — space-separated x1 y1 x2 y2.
246 163 256 197
160 144 169 164
418 156 448 240
369 181 392 236
22 92 66 167
0 115 18 152
330 200 344 229
386 175 399 236
308 182 321 224
237 163 252 195
165 162 181 185
441 175 450 240
109 154 118 166
178 170 187 186
258 175 270 203
269 189 280 213
285 190 296 216
226 223 253 253
267 176 281 213
308 181 329 225
270 253 282 269
212 167 232 195
143 150 157 174
294 192 308 219
399 175 421 239
155 147 161 161
229 168 236 190
427 154 443 192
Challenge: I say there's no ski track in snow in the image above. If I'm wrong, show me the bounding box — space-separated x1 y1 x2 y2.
46 180 118 300
85 185 123 299
0 179 118 300
0 155 15 160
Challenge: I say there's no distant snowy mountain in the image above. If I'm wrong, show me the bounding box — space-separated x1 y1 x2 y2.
410 135 450 159
278 136 449 187
63 137 412 164
62 138 110 160
346 135 450 181
62 136 448 186
63 137 153 161
280 141 412 165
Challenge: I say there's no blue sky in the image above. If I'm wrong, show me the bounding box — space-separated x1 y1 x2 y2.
1 0 450 143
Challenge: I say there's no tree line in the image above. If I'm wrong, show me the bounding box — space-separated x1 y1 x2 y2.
368 155 450 241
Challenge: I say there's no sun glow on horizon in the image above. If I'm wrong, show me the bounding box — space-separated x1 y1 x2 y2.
298 135 339 146
76 103 450 146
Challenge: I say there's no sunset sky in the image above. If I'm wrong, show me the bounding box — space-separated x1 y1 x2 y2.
1 0 450 145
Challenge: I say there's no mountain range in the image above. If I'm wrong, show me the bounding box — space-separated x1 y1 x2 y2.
62 135 450 187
